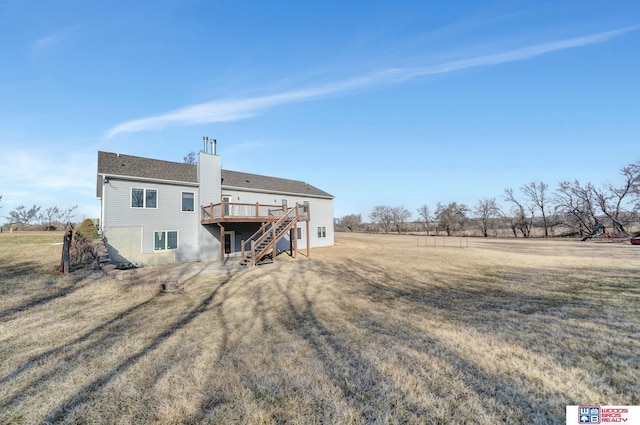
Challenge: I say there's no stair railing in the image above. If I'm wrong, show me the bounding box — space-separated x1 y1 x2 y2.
241 222 269 259
240 205 283 259
246 206 298 266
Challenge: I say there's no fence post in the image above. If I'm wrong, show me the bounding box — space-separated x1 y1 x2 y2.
60 225 72 274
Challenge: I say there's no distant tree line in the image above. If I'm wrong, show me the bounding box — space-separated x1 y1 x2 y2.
1 202 78 231
335 160 640 238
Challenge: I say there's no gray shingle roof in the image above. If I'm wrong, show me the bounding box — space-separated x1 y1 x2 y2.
98 151 197 183
98 151 333 198
221 169 333 198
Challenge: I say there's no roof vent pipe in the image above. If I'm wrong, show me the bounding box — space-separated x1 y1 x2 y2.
212 139 217 155
203 136 209 153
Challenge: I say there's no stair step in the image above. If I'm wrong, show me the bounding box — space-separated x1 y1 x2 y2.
242 213 297 266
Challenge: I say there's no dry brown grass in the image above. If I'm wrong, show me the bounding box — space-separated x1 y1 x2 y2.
1 232 638 424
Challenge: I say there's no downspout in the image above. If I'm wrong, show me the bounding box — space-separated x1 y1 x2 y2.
100 176 107 237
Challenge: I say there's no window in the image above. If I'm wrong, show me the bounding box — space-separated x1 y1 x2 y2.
167 231 178 249
154 231 165 250
182 192 194 212
282 199 288 208
317 226 326 238
132 188 144 208
146 189 157 208
132 188 157 208
297 227 302 240
155 231 178 250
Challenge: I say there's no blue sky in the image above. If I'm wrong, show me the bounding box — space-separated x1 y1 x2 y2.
1 1 638 223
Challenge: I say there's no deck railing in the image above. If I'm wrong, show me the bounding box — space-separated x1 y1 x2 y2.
201 201 309 223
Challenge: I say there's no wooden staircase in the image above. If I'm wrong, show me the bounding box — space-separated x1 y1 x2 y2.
240 208 298 267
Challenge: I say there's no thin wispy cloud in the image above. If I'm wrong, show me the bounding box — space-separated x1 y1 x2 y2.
30 27 74 57
105 27 634 138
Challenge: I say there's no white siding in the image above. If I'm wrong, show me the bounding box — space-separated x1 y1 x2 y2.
101 178 199 264
222 188 334 248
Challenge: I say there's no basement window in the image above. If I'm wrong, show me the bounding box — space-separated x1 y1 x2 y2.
155 231 178 250
317 226 326 238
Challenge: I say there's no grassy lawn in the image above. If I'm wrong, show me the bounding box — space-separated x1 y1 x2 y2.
1 232 638 424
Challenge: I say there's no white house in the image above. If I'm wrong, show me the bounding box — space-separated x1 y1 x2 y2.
96 148 334 266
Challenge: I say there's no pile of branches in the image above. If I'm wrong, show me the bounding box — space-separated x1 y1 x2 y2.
66 219 101 272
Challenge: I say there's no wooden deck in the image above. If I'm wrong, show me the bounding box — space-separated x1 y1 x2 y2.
201 201 310 224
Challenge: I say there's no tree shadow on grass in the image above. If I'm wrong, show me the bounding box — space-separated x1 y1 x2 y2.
177 259 581 423
333 257 639 346
0 293 174 417
0 272 91 321
180 271 274 424
351 310 565 423
250 267 564 424
310 258 638 421
40 272 235 424
0 295 160 386
278 286 428 422
153 256 639 423
0 260 43 281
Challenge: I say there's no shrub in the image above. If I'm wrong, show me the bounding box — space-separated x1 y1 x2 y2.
76 219 99 240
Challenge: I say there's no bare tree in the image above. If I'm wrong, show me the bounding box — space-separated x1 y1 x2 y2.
435 202 469 236
628 161 640 223
391 206 411 233
58 205 78 224
416 205 431 234
628 159 640 213
474 198 500 237
370 205 393 233
337 214 362 232
8 204 41 226
632 159 640 215
503 188 533 238
522 181 551 237
554 180 598 236
37 205 78 229
40 206 60 228
592 163 639 235
183 152 197 165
